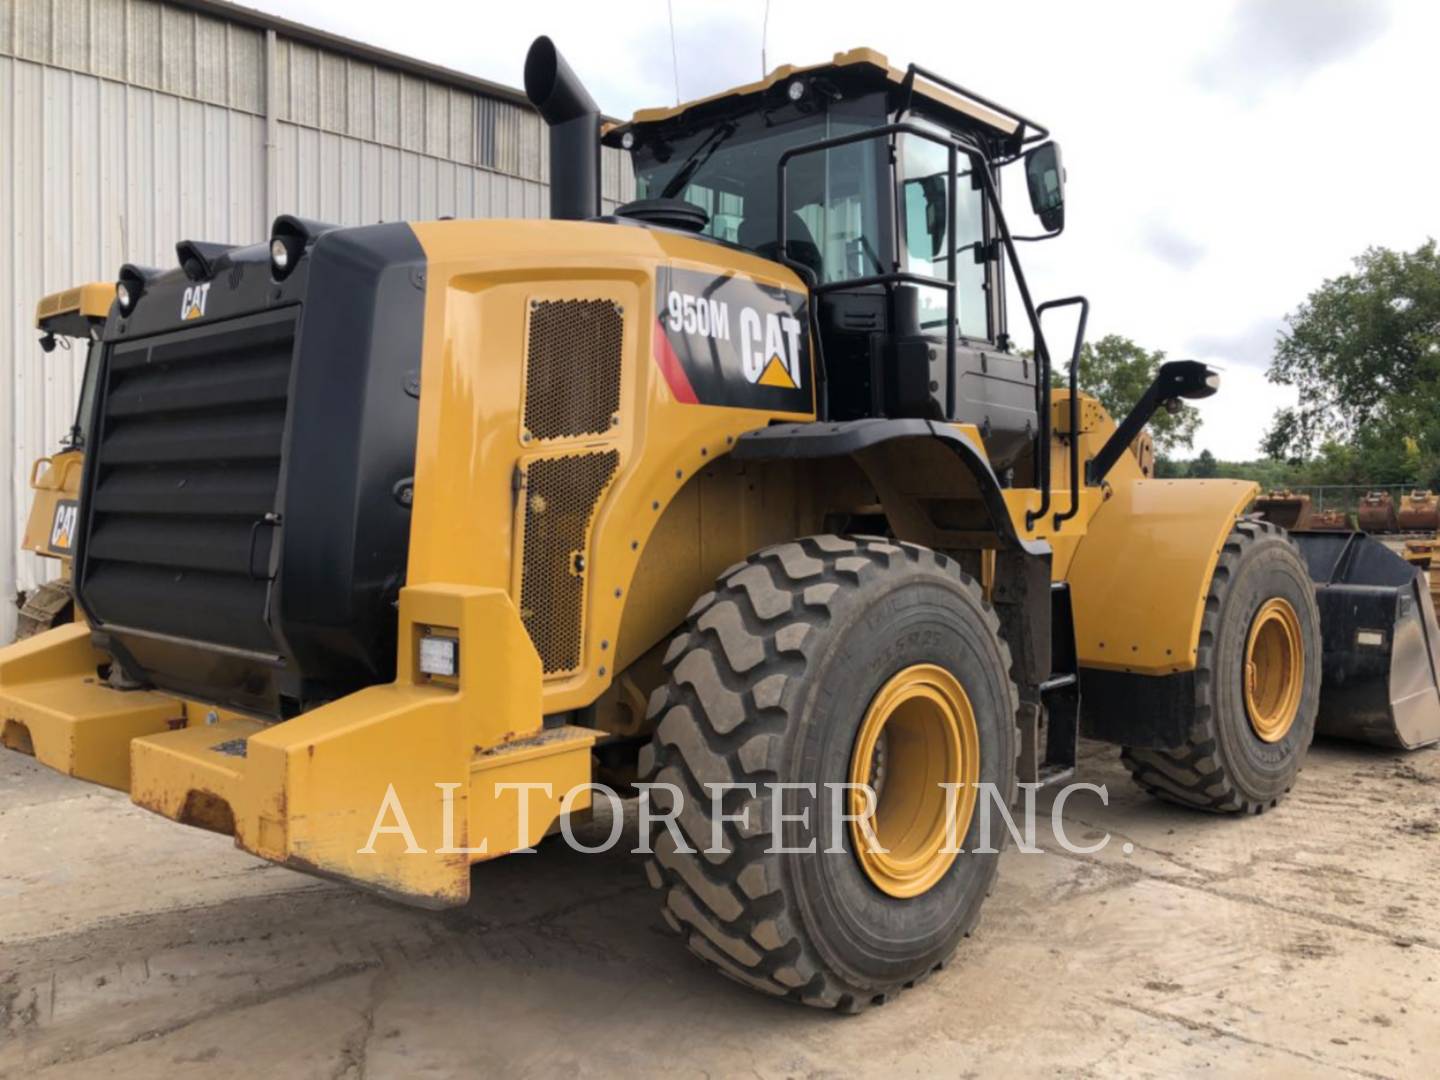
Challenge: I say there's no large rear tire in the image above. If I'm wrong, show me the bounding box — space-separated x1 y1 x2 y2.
1122 518 1321 814
639 535 1017 1012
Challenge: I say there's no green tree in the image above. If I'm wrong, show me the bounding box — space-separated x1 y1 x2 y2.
1054 334 1202 454
1263 240 1440 472
1190 448 1219 478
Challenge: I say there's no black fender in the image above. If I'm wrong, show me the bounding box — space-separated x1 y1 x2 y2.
732 419 1054 697
732 418 1048 556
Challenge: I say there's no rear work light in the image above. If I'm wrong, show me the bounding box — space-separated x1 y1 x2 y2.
419 634 459 678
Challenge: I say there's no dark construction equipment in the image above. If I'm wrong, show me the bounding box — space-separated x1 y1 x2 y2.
1292 530 1440 749
1358 491 1398 533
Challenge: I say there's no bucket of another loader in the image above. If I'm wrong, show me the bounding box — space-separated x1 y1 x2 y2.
1357 491 1398 533
1254 489 1314 530
1398 490 1440 531
1291 531 1440 750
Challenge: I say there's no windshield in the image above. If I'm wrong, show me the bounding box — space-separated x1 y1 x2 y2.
632 105 886 285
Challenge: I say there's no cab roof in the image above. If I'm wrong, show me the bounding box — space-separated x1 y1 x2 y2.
613 47 1040 145
35 282 113 337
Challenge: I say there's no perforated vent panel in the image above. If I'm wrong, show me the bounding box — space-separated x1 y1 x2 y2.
523 299 624 441
519 449 620 674
37 289 81 318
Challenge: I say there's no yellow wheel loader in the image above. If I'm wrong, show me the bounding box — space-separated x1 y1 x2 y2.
2 38 1438 1012
13 284 111 638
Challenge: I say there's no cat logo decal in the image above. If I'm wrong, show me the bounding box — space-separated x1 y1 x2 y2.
180 282 210 321
653 267 810 413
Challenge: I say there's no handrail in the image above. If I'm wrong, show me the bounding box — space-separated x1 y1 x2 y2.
896 63 1050 151
1036 296 1090 530
966 155 1053 529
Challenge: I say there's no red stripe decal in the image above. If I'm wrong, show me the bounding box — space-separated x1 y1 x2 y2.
652 317 699 405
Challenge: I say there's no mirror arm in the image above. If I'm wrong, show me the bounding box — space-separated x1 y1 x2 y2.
1010 220 1065 243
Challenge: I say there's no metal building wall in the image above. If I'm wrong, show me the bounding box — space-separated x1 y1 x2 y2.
1 0 636 641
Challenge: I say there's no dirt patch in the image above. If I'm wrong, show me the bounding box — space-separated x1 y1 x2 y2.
4 743 1438 1076
1392 763 1439 786
1143 980 1185 994
1282 931 1338 961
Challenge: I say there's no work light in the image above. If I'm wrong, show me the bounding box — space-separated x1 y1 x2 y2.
418 634 459 678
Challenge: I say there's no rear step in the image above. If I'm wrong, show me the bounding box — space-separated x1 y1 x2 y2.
1291 530 1440 750
0 623 183 789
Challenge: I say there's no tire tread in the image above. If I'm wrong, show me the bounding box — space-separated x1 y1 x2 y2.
643 535 1015 1011
1122 518 1312 814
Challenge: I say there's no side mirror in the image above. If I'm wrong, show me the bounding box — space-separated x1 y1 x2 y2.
1024 141 1065 232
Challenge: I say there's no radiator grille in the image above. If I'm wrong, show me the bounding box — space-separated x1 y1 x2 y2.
519 449 620 674
79 309 297 654
523 299 623 441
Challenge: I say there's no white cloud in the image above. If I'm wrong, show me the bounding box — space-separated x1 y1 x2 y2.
1140 220 1207 272
1189 316 1286 371
251 0 1440 460
1194 0 1392 101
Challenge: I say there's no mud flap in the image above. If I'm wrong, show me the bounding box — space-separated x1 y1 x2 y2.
1292 531 1440 750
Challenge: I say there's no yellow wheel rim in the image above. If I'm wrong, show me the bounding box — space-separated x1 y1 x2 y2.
848 664 980 899
1244 597 1304 743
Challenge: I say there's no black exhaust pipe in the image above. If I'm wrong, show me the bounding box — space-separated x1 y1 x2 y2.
524 36 601 221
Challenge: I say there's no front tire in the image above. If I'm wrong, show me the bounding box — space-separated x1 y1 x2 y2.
639 536 1017 1012
1122 519 1321 813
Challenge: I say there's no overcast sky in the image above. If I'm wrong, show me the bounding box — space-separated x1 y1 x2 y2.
249 0 1439 459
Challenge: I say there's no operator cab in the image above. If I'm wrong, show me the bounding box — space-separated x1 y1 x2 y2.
605 49 1067 474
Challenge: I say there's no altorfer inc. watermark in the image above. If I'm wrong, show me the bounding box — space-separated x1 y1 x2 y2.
358 781 1130 857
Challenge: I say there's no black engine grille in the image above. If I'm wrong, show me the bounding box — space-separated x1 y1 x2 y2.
80 309 297 656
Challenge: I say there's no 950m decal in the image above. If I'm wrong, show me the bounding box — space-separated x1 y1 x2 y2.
653 266 811 412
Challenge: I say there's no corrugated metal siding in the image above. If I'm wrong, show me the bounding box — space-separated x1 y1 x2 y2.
1 0 637 641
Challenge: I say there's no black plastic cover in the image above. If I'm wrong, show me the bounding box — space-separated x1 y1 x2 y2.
74 223 427 718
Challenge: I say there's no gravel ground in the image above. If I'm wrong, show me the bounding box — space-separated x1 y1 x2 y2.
1 737 1437 1078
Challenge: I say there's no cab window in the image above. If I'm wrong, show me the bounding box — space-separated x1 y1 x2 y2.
633 110 886 286
899 133 989 340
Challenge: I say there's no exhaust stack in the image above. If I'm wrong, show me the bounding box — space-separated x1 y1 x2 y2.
524 36 601 221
